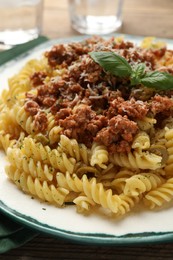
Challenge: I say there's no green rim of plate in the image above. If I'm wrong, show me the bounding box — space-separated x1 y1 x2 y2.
1 201 173 246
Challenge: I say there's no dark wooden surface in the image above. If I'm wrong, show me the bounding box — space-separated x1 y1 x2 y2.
2 0 173 258
2 233 173 259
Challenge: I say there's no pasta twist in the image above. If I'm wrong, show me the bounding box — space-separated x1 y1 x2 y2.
151 128 167 146
6 147 55 181
48 126 62 144
0 89 11 106
165 128 173 176
110 178 129 194
96 166 118 184
124 173 165 197
56 172 83 193
20 136 51 163
58 134 89 165
118 194 140 216
82 176 121 213
143 177 173 209
56 172 122 213
73 195 95 213
13 105 36 134
8 76 30 100
0 106 22 137
110 150 162 170
19 137 76 174
6 65 41 107
47 149 76 174
136 116 156 131
45 115 60 139
0 132 16 152
74 163 100 177
100 169 134 193
5 165 69 206
12 105 58 137
90 142 109 169
19 58 50 77
131 131 150 150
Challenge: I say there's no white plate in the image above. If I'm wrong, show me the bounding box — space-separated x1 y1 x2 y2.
1 34 173 245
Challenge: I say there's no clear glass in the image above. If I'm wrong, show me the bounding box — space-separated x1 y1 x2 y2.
0 0 43 46
68 0 123 35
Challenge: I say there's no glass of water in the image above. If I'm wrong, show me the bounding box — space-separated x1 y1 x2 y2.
68 0 124 35
0 0 43 46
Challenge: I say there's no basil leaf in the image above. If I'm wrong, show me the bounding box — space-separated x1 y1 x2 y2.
140 71 173 90
89 51 173 91
89 51 132 77
133 63 146 78
131 63 146 85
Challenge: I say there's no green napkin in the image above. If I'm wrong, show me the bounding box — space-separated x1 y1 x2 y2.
0 35 48 65
0 35 49 254
0 211 39 254
0 228 37 254
0 215 38 254
0 213 23 238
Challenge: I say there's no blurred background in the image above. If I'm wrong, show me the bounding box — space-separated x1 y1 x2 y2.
43 0 173 39
0 0 173 49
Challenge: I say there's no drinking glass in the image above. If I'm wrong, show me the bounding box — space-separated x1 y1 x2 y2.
68 0 124 35
0 0 43 46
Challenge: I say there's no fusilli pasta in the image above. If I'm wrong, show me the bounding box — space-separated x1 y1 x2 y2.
1 36 173 219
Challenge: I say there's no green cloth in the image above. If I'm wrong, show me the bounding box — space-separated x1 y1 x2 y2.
0 211 38 254
0 35 49 253
0 35 48 65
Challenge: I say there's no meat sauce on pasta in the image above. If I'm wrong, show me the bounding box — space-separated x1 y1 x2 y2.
1 36 173 216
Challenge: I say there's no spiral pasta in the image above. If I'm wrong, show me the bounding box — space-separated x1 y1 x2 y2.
56 172 122 213
124 173 165 197
18 136 76 173
0 106 22 138
49 126 62 144
12 105 36 134
5 165 69 206
131 131 150 150
108 169 135 194
143 178 173 209
136 116 156 131
73 195 95 213
6 147 55 181
1 36 173 220
56 172 83 193
110 150 162 170
90 142 109 169
0 133 16 152
164 128 173 176
118 194 140 216
58 134 89 165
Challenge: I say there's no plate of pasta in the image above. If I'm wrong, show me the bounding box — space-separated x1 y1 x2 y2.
1 34 173 245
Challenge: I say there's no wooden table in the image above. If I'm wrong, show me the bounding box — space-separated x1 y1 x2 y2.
2 0 173 259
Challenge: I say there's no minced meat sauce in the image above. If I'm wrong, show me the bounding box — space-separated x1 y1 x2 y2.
24 36 173 153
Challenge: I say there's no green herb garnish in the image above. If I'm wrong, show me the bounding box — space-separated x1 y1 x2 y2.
89 51 173 90
89 51 132 78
